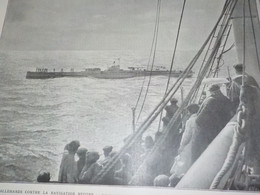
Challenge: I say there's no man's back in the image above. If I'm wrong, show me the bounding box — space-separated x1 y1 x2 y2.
191 92 233 162
165 104 179 118
229 74 259 109
196 92 232 141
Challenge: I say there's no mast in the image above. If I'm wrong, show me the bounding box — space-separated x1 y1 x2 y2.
0 0 9 39
177 0 260 190
232 0 260 85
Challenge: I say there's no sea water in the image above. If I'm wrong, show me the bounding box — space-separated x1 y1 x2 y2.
0 49 237 182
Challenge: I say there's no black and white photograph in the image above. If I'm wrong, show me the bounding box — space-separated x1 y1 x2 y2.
0 0 260 194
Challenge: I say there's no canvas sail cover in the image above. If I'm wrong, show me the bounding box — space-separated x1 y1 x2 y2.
176 0 260 189
232 0 260 85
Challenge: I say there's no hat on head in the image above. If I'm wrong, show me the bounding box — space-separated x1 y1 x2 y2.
77 147 88 155
154 175 170 187
86 151 100 162
121 153 132 165
186 104 200 114
103 146 113 152
67 140 80 153
37 171 50 182
233 63 243 72
170 98 178 103
208 84 220 92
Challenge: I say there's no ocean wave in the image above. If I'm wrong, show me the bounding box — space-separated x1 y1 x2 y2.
0 50 219 182
15 128 59 134
1 100 77 111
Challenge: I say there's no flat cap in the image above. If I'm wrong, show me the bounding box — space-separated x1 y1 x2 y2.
208 84 220 92
170 98 178 103
186 104 199 114
77 147 88 155
233 63 243 72
103 145 113 152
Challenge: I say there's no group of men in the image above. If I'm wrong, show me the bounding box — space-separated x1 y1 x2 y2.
57 141 108 184
38 63 259 186
163 63 259 185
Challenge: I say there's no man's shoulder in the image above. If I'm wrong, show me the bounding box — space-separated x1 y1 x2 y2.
232 75 242 84
232 75 242 80
220 95 232 105
165 105 171 111
233 74 258 87
246 75 259 86
187 114 197 122
205 95 228 110
203 96 217 104
166 104 178 109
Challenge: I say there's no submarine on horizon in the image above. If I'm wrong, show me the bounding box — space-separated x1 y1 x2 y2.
26 65 194 79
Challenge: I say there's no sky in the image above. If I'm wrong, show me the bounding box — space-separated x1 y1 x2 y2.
0 0 225 51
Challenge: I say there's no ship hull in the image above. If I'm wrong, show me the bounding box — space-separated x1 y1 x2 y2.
26 70 193 79
176 117 238 189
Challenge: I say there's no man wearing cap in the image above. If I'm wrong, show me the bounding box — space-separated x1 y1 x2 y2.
169 104 200 183
99 146 113 166
58 140 80 183
76 147 88 178
178 104 200 153
191 84 233 162
79 151 102 184
228 63 259 110
154 175 170 187
162 98 179 127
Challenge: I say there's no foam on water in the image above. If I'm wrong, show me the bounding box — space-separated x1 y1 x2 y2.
0 49 237 182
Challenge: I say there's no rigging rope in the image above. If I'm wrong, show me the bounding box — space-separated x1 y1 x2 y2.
131 11 235 184
130 0 236 183
209 0 256 189
92 51 197 184
210 123 245 189
134 0 162 111
213 24 233 77
190 31 217 103
248 0 260 71
133 0 234 138
208 6 233 77
136 0 162 122
157 0 187 132
196 0 230 78
91 0 235 184
197 30 217 77
222 43 235 54
196 1 235 101
192 2 234 103
242 0 246 86
130 0 237 184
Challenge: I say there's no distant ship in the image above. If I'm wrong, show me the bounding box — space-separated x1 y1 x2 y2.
26 65 194 79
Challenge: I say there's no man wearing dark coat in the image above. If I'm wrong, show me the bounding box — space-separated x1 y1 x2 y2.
228 63 259 110
162 98 179 127
191 84 233 162
76 147 88 178
58 140 80 183
78 151 102 184
99 146 113 167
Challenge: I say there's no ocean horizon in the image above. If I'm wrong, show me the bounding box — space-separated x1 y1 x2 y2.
0 49 238 182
